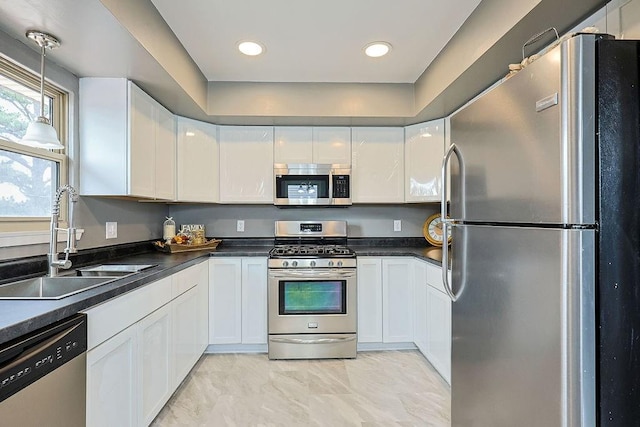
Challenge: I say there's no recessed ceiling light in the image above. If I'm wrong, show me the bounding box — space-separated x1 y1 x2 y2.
238 41 264 56
364 42 392 58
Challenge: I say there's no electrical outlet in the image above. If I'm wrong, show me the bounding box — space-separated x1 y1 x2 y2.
237 220 245 232
106 222 118 239
393 220 402 232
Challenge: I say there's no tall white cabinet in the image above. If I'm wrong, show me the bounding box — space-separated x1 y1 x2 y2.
176 117 219 202
218 126 274 203
274 126 351 164
404 118 446 202
351 127 405 203
79 78 176 200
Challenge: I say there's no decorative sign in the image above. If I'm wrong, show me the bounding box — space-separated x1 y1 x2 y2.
180 224 205 245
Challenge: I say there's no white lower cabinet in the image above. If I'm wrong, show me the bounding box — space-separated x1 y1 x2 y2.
241 258 268 344
426 284 451 383
172 286 199 386
138 304 172 426
382 258 414 343
209 258 242 344
412 259 428 354
424 263 452 384
356 257 413 344
86 325 137 427
209 257 268 345
85 260 209 427
357 257 383 343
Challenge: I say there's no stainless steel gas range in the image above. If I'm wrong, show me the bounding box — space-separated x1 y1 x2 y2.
267 220 357 359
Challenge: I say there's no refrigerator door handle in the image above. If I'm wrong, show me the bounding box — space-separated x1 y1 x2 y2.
441 142 466 301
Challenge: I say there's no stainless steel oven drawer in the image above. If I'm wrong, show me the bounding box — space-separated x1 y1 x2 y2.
268 333 356 359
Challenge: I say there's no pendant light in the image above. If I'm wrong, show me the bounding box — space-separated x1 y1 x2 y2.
20 30 63 150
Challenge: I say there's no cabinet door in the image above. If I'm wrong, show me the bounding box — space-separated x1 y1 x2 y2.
426 285 451 384
209 258 242 343
172 285 199 387
382 258 414 342
128 82 156 198
138 304 172 426
176 117 219 202
413 260 428 355
357 257 383 343
313 127 351 164
155 104 176 200
196 261 209 354
218 126 274 203
352 127 404 203
405 119 445 202
86 326 137 427
241 258 268 344
274 127 313 164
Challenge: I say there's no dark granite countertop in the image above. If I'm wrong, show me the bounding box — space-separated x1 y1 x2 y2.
0 238 442 346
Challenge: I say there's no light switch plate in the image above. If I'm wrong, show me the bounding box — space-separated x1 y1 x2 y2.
106 222 118 239
237 220 245 232
393 220 402 232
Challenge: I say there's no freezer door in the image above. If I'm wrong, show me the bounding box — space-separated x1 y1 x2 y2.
449 35 596 224
450 224 595 427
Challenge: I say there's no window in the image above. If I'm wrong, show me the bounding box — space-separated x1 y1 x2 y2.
0 55 68 233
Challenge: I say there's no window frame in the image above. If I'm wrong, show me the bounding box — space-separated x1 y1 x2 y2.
0 54 69 235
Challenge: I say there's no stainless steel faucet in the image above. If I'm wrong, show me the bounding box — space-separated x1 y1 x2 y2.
49 184 79 277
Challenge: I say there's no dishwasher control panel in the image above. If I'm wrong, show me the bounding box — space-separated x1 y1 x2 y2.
0 313 87 403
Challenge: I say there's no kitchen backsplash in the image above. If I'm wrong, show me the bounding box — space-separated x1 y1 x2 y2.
168 204 440 238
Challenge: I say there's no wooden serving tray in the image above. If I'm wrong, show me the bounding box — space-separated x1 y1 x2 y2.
153 239 221 253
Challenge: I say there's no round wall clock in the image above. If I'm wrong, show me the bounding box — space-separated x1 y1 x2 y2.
423 213 452 247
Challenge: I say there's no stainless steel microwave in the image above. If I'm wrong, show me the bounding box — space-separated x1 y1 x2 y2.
274 164 351 206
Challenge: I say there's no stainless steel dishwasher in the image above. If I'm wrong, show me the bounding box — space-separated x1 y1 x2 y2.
0 313 87 427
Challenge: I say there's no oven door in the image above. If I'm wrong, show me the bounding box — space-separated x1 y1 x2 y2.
268 268 357 334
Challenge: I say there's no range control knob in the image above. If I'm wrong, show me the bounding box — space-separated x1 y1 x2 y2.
337 261 343 267
292 261 298 267
282 261 289 267
310 260 316 267
328 261 334 267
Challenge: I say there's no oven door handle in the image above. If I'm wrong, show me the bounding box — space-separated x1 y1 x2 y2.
268 269 356 279
269 336 356 345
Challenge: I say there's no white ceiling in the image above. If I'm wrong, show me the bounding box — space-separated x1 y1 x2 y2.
150 0 482 84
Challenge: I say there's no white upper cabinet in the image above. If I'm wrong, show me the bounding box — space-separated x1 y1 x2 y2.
274 127 313 163
274 127 351 165
79 78 176 199
404 119 445 202
351 127 405 203
218 126 274 203
176 117 219 203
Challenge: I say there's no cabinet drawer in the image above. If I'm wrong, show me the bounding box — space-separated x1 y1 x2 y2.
84 277 172 350
426 264 450 294
171 262 205 298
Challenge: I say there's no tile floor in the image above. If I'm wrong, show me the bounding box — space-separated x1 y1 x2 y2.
151 350 451 426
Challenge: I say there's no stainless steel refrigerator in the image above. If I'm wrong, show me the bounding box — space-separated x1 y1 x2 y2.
442 33 640 426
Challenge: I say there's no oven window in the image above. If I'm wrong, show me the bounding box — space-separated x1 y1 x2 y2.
279 280 346 315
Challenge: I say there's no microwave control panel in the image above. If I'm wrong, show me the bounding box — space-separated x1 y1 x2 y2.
332 175 350 199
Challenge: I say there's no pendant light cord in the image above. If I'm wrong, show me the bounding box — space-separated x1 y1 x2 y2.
39 42 46 119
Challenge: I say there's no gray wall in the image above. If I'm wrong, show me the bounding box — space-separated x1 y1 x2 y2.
169 204 439 239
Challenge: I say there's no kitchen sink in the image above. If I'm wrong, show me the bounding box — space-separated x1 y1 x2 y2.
76 264 156 277
0 276 119 300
